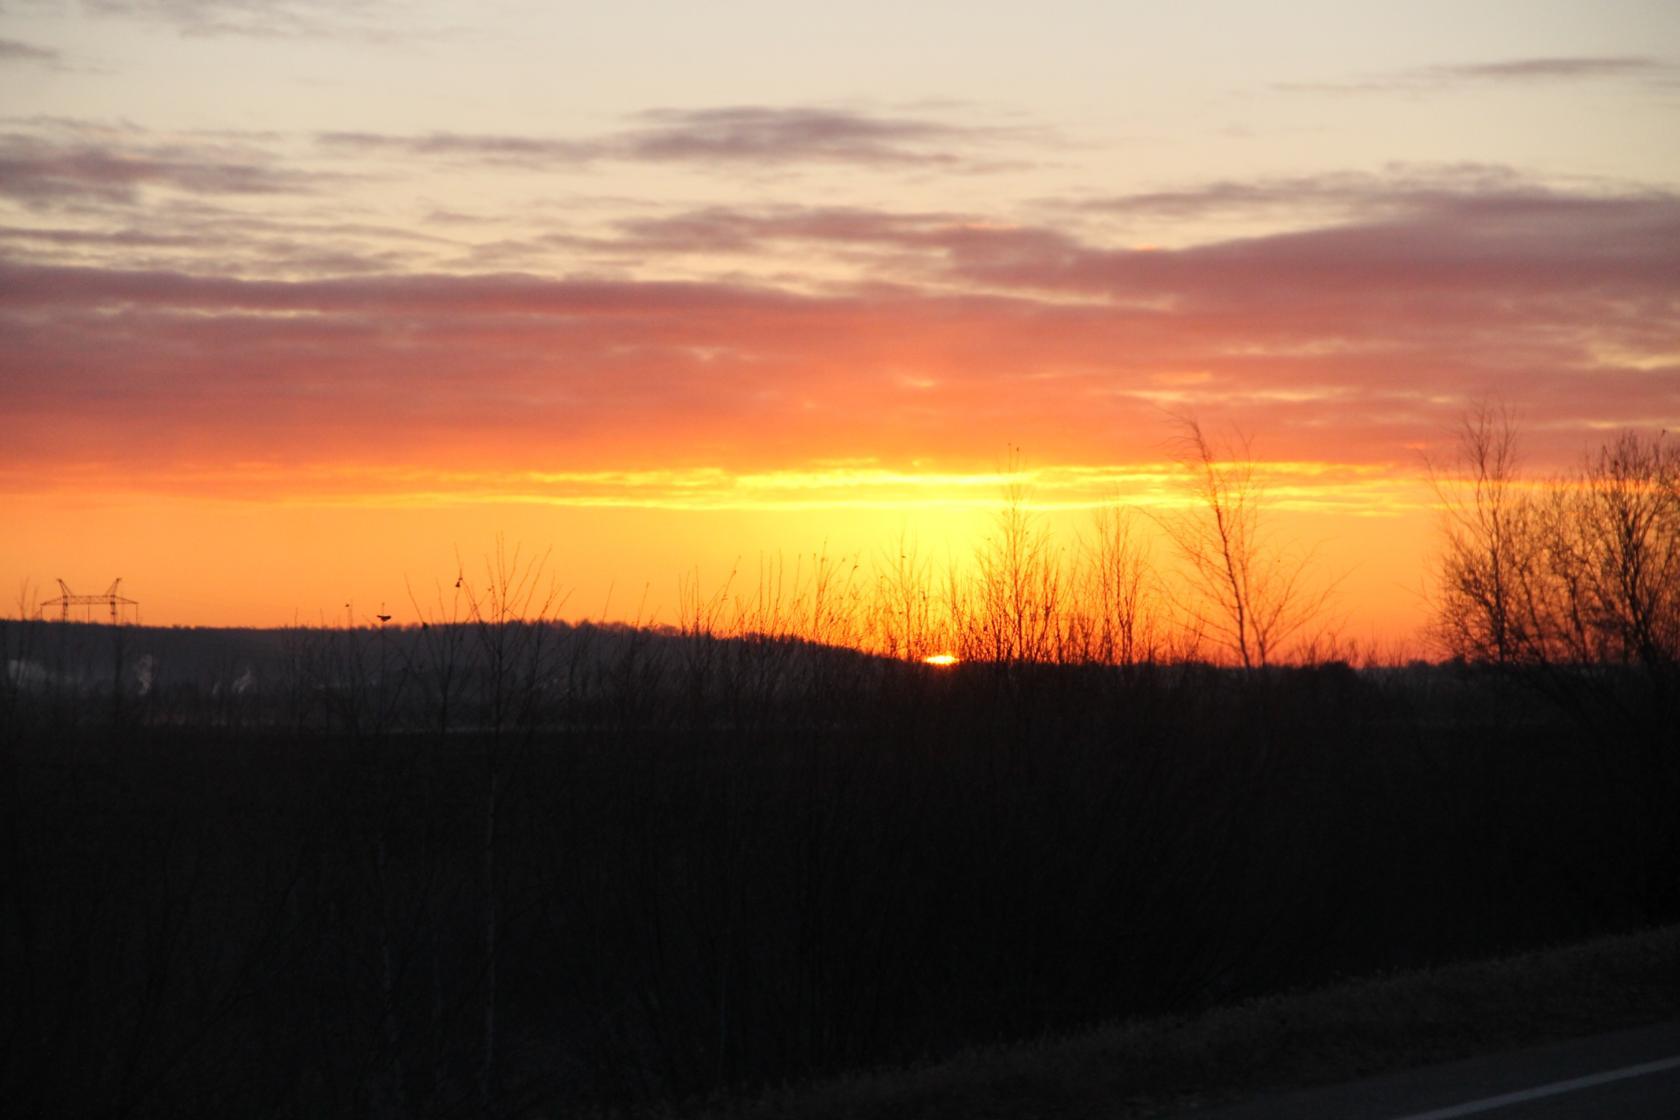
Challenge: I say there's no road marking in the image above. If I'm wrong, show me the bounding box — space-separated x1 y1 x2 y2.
1392 1053 1680 1119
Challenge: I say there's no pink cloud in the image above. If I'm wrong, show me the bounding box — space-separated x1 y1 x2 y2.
316 106 1031 172
3 177 1675 487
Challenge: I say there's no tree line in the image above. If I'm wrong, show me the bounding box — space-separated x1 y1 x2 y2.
1434 405 1679 718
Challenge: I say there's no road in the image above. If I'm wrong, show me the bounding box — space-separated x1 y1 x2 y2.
1176 1020 1680 1119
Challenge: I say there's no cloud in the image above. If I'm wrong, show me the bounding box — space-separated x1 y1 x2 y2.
570 176 1680 314
84 0 410 40
607 206 964 254
617 105 1009 167
1277 55 1678 94
1426 56 1671 83
0 130 321 207
317 106 1028 171
3 171 1675 483
939 188 1680 307
316 130 599 167
1068 165 1535 220
0 264 799 315
0 38 67 68
0 207 462 278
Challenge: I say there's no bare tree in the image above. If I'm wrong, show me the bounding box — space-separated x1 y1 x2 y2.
1077 505 1160 666
1571 431 1680 673
1433 410 1679 695
1157 415 1335 670
872 532 939 661
1430 402 1541 665
972 467 1066 663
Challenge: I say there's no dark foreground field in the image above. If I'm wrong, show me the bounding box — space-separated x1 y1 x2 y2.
691 923 1680 1119
2 621 1677 1117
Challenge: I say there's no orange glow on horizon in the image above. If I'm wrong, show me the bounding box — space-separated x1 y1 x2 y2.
1 458 1443 660
0 457 1437 513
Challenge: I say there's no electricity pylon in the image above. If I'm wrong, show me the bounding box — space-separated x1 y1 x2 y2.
42 578 139 623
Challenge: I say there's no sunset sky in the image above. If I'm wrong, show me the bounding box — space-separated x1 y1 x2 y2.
3 1 1678 645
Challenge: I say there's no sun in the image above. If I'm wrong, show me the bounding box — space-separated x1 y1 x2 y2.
922 653 959 667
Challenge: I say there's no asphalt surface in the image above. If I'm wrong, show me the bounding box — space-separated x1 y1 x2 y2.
1176 1019 1680 1119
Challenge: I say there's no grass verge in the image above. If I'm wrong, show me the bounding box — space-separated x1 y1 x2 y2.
673 922 1680 1120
